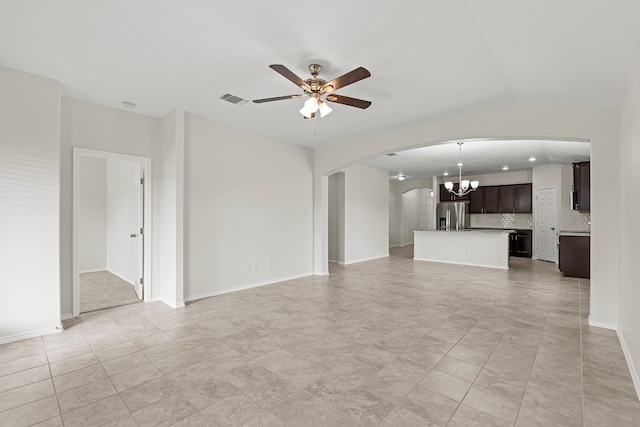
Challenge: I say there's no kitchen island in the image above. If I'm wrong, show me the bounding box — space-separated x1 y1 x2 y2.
414 229 513 269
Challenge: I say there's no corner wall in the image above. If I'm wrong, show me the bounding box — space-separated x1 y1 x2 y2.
343 164 389 264
183 113 314 301
0 67 61 343
619 54 640 397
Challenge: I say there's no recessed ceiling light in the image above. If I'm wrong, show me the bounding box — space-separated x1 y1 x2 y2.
529 157 537 162
397 175 406 181
502 166 509 171
443 172 449 176
122 101 136 109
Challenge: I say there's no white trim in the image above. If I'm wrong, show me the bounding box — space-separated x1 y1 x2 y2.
587 315 617 330
79 268 107 274
328 259 338 263
161 300 186 309
60 313 73 321
0 327 61 345
184 273 313 303
341 254 389 265
107 268 135 286
73 148 153 317
617 329 640 401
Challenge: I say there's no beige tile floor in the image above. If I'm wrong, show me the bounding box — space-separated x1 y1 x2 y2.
1 246 640 426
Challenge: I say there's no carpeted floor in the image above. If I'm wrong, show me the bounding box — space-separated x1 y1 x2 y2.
80 270 141 313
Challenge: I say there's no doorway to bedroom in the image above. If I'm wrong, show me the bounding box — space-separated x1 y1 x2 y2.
73 149 151 315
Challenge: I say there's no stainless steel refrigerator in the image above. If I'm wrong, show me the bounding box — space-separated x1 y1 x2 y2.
437 202 470 231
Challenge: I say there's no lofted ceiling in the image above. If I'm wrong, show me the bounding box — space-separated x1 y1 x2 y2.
362 139 591 180
1 1 640 150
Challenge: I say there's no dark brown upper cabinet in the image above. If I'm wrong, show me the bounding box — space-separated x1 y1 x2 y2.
499 185 516 212
468 183 532 214
572 162 590 212
483 186 500 213
515 184 533 213
439 183 470 202
469 187 484 213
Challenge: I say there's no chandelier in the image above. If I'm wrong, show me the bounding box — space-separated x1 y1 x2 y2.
444 142 479 197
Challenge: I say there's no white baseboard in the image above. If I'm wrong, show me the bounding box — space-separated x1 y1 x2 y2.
617 329 640 401
107 268 135 286
61 313 73 321
341 254 389 265
79 268 107 274
0 326 61 345
328 259 338 263
184 272 313 303
588 315 617 330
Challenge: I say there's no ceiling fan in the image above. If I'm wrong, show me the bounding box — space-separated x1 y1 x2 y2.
253 64 372 119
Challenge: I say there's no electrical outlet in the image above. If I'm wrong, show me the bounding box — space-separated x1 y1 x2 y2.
265 261 271 269
248 263 254 271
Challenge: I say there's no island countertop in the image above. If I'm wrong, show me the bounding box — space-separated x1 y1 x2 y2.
414 230 511 269
427 229 515 234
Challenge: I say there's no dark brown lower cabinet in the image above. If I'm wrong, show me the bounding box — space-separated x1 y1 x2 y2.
509 230 532 258
559 235 590 279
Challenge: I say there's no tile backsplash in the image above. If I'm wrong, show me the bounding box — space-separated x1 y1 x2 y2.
470 213 533 229
562 210 591 232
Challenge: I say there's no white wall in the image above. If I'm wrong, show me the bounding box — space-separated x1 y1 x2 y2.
619 55 640 397
106 159 139 284
328 172 344 263
0 67 61 343
78 156 107 271
314 104 620 327
159 110 185 308
183 113 314 301
402 188 431 244
389 178 436 246
61 97 162 315
447 170 533 186
343 164 389 264
388 181 402 246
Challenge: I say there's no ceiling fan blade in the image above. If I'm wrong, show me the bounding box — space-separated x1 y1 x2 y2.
322 67 370 92
253 94 302 104
269 64 310 91
325 94 372 109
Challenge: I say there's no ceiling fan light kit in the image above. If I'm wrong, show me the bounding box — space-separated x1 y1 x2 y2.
254 63 371 119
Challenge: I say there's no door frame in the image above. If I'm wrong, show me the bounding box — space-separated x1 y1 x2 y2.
72 148 153 317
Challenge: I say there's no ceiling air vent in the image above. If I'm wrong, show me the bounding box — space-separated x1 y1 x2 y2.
220 94 248 106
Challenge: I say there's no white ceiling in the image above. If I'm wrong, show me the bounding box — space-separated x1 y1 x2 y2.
1 1 640 149
361 139 591 180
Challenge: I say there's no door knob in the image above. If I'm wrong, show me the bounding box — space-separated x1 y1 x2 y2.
130 234 138 238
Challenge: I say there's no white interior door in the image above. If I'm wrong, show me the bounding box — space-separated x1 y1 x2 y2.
535 187 557 262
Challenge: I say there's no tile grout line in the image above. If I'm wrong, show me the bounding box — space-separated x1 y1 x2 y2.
510 271 554 426
43 335 66 427
579 278 586 427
